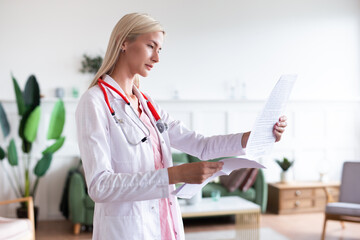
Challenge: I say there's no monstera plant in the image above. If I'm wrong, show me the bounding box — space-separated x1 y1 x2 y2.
0 74 66 210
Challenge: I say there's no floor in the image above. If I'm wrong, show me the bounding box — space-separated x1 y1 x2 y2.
35 213 360 240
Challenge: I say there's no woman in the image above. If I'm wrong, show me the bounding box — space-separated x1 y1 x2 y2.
76 13 287 240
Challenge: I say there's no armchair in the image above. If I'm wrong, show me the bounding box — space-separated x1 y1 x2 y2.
68 168 94 235
321 161 360 240
0 197 35 240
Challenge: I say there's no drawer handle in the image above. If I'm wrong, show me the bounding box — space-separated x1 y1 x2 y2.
295 190 301 196
295 201 300 207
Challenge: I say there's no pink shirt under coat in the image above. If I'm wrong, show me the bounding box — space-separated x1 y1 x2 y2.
139 103 177 240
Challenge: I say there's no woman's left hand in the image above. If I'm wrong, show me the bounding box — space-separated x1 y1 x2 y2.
273 115 287 142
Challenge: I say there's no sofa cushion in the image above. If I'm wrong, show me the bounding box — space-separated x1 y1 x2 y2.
326 202 360 217
220 168 259 192
202 182 256 201
240 168 259 191
220 168 250 192
0 217 33 240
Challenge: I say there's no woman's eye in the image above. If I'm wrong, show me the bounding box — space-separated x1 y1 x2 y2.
147 44 154 49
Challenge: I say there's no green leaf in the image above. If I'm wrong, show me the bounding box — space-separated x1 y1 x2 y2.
275 157 294 171
0 146 5 160
12 74 26 116
42 136 65 155
34 153 52 177
24 75 40 109
7 139 18 166
21 139 32 153
47 100 65 139
24 106 41 143
0 102 10 138
19 109 33 153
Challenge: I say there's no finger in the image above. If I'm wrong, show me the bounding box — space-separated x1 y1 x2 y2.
273 129 282 140
277 121 287 127
204 161 224 169
279 115 287 121
274 126 285 133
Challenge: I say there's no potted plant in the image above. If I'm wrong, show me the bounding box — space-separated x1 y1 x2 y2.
0 74 66 227
275 157 294 183
80 54 103 75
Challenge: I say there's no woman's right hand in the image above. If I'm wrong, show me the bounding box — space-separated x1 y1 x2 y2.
168 161 224 184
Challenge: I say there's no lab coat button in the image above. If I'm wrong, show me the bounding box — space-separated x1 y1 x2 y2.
161 140 164 144
151 206 154 210
170 202 172 205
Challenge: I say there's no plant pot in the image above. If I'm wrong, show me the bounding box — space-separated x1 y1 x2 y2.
280 171 289 183
16 205 39 229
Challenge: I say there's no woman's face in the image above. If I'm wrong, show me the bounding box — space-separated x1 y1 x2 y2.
122 31 164 77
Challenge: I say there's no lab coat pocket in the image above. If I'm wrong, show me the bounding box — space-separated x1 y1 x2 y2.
105 215 142 239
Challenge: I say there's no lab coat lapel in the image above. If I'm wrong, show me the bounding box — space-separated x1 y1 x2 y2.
133 86 155 126
133 86 173 168
102 75 148 134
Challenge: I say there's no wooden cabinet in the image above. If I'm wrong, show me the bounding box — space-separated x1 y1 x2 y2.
267 182 340 214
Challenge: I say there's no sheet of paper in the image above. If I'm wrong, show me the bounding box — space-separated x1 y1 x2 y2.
174 75 296 199
173 158 265 199
246 75 296 159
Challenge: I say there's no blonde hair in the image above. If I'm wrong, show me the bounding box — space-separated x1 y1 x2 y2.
89 13 165 88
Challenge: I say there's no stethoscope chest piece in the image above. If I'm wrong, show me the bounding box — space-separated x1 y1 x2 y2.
156 120 168 133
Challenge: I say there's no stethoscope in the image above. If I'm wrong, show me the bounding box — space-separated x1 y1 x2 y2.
97 79 168 144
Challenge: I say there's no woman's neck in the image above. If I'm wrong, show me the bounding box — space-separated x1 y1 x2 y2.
110 67 135 99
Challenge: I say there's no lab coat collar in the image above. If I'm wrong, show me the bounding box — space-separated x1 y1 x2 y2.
101 75 149 134
101 74 127 100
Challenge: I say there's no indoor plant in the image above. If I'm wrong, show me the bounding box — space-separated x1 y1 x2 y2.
0 74 66 225
80 54 103 74
275 157 294 183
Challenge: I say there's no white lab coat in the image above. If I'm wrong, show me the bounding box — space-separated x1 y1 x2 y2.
75 75 246 240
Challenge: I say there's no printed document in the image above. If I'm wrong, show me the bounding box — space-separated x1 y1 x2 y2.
173 75 297 198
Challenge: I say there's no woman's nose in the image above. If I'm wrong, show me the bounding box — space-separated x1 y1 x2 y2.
151 51 160 63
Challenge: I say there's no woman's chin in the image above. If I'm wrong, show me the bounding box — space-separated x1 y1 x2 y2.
138 71 149 78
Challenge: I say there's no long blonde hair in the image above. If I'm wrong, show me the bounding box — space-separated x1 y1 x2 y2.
89 13 165 88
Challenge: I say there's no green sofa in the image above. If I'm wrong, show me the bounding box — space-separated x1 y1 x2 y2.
172 153 268 213
66 153 267 234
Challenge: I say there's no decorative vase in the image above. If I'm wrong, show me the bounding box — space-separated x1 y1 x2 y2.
16 205 39 229
280 171 289 183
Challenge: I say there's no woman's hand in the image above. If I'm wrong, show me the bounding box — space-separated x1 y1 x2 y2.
273 115 287 142
241 115 288 147
168 161 224 184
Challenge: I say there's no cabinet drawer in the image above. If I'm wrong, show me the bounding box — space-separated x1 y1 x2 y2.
281 189 313 199
282 199 313 210
315 187 339 198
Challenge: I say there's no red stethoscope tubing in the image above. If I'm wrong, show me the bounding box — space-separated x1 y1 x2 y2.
97 79 161 121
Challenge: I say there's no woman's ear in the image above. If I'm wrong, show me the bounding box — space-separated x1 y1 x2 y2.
121 40 129 52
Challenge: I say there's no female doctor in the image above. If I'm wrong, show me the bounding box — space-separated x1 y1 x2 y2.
76 13 287 240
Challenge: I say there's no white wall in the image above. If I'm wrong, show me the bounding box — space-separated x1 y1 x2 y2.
1 0 360 220
0 0 359 100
